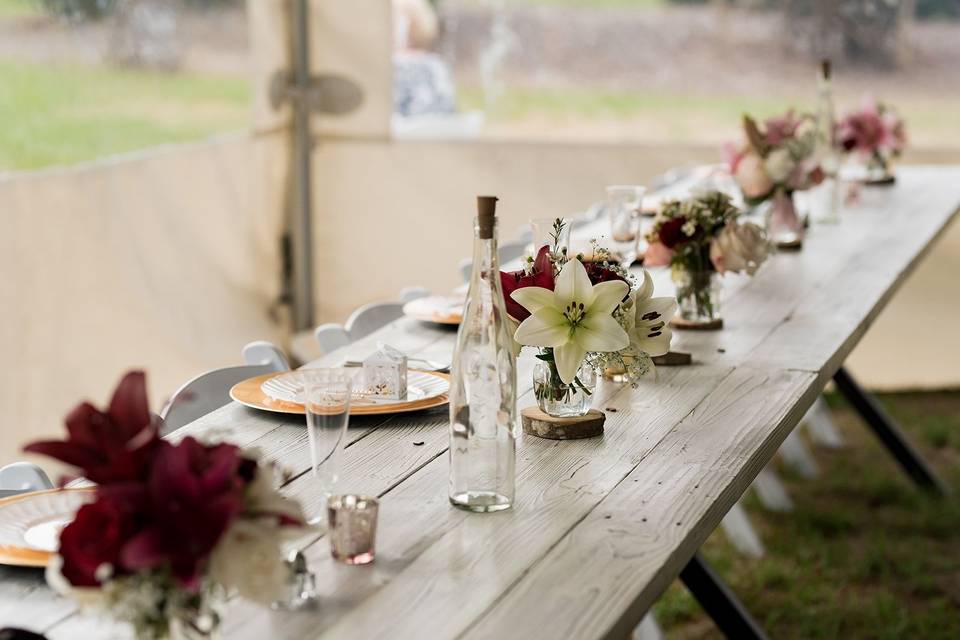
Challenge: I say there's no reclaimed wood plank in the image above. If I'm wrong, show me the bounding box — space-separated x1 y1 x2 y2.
463 368 819 640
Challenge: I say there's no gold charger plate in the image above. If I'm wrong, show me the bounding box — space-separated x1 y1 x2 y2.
230 371 451 416
0 488 95 568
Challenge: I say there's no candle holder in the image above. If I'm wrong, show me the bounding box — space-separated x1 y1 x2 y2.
327 495 379 565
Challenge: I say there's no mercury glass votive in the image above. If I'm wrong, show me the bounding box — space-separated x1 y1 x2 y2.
327 495 379 565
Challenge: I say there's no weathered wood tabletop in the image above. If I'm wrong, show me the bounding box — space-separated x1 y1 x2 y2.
3 166 958 639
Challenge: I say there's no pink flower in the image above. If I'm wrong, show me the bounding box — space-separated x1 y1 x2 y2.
643 241 675 267
25 371 162 485
838 97 906 158
762 111 800 146
710 222 768 276
734 151 774 200
721 141 746 174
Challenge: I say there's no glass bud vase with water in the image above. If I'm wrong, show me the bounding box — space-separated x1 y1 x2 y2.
811 59 841 225
449 196 518 513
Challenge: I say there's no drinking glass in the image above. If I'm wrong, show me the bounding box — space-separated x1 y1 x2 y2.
606 185 646 266
530 216 570 255
303 369 352 522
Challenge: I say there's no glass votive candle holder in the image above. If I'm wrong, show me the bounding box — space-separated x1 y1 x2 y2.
327 495 379 565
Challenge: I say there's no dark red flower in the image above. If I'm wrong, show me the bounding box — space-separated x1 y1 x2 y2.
119 438 249 589
24 371 162 485
582 260 628 287
500 245 555 322
657 217 688 249
58 488 146 587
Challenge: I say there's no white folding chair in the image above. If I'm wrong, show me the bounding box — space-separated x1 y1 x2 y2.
242 340 291 372
345 302 405 342
498 240 528 265
0 462 53 494
802 395 845 448
160 342 290 436
314 323 351 355
399 286 430 303
458 257 474 283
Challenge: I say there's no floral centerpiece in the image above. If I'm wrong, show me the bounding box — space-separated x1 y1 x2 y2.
24 372 310 640
501 219 677 418
726 111 824 248
837 97 906 184
644 190 768 329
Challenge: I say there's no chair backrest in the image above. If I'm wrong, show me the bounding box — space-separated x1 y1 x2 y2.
0 462 53 493
458 257 473 283
241 340 290 372
345 302 406 342
160 364 277 435
499 240 528 265
315 323 351 355
398 286 430 303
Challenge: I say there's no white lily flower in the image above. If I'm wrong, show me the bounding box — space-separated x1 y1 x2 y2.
511 258 630 384
628 270 678 357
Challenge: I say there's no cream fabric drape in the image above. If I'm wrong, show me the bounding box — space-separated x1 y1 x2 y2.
2 134 287 465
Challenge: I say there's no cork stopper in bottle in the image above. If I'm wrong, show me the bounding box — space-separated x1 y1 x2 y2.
477 196 498 239
820 59 831 80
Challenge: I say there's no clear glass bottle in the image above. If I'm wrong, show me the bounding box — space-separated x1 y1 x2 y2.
812 59 841 224
448 196 518 513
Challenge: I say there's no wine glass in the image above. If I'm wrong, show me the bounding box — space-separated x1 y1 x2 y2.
606 185 646 266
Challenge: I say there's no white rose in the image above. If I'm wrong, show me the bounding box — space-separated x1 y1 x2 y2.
763 148 795 184
709 222 769 276
209 518 295 605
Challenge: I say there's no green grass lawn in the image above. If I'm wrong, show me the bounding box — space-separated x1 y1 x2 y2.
656 391 960 639
457 0 667 8
0 61 250 171
0 0 38 17
461 86 960 147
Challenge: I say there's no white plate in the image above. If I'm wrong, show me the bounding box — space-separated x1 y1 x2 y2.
402 295 464 325
0 489 94 566
262 370 449 407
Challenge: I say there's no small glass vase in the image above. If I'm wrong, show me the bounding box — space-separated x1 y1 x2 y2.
533 361 596 418
767 189 804 249
167 595 221 640
671 264 722 329
865 152 895 185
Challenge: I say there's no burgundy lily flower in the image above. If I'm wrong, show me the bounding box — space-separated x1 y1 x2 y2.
57 486 147 587
120 438 250 589
24 371 161 485
500 245 555 322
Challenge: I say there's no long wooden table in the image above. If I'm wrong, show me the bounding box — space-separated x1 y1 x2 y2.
3 166 958 639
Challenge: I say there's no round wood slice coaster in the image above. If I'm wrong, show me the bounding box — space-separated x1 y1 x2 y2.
521 407 605 440
670 316 724 331
865 174 896 186
776 238 803 251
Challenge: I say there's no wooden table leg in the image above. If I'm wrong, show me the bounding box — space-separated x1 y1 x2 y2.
679 553 769 640
832 367 950 496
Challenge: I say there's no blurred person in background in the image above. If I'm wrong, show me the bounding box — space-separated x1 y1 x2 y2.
392 0 457 118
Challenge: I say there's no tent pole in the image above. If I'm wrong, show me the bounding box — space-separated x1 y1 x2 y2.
290 0 314 331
